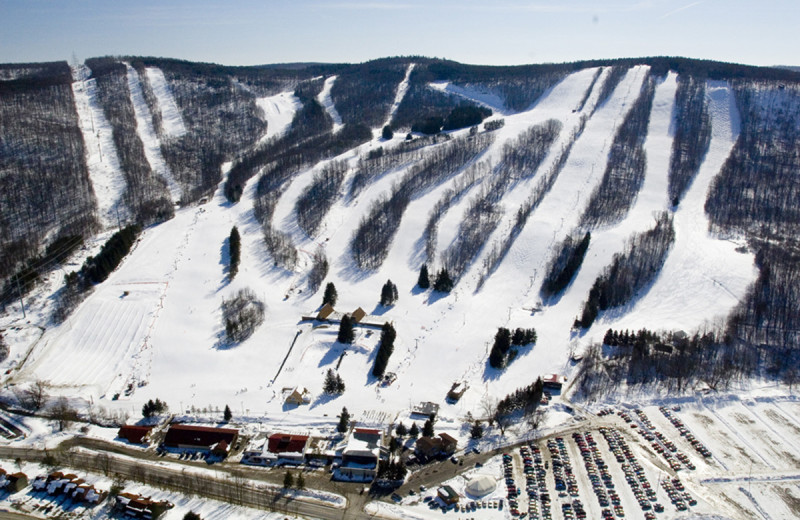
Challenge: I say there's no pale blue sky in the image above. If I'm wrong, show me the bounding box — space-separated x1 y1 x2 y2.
1 0 796 67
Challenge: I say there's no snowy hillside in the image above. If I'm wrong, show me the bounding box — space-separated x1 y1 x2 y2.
1 55 799 441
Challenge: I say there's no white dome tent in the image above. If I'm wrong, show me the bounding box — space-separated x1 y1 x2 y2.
465 474 497 498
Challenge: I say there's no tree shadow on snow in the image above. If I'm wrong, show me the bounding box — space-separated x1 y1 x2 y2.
310 392 340 409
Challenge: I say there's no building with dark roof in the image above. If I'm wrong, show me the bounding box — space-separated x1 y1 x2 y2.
117 425 153 445
163 424 238 456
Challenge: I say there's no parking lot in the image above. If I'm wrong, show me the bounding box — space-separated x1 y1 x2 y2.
393 396 800 520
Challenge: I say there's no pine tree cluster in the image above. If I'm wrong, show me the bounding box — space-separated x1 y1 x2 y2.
142 398 168 418
433 268 453 293
496 378 543 418
377 459 407 481
372 322 396 378
228 226 240 280
323 369 346 395
380 279 399 306
489 327 537 369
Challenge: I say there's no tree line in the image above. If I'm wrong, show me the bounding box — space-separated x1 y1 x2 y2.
668 75 711 206
0 60 98 288
575 212 675 329
350 131 494 270
580 73 657 228
86 58 174 225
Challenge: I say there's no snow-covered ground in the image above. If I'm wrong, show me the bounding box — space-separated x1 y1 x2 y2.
71 64 128 229
144 67 187 138
255 91 302 143
0 62 789 519
124 63 182 202
2 66 761 423
318 75 344 133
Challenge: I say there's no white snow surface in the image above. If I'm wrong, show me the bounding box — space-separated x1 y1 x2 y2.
5 67 761 452
428 81 509 115
144 66 187 138
318 75 344 133
385 63 415 128
255 91 302 143
124 62 182 202
71 64 129 228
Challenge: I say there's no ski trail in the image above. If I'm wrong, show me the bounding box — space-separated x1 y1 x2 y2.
318 75 344 133
384 63 415 128
71 64 129 229
124 63 182 202
255 91 302 144
144 67 187 138
610 80 756 333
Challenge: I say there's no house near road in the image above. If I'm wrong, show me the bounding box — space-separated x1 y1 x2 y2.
117 424 154 445
114 492 174 519
415 433 458 460
242 433 310 466
337 427 386 482
163 424 239 457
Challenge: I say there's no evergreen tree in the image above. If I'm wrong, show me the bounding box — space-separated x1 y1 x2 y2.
337 407 350 433
337 314 355 344
382 125 394 140
409 422 419 438
336 373 346 393
422 418 434 437
395 422 407 436
183 513 202 520
283 471 294 488
229 226 240 280
380 279 399 306
372 322 396 378
223 404 232 422
322 282 337 307
433 268 453 292
296 472 305 489
322 368 340 395
417 264 430 289
470 422 484 439
489 327 513 369
142 398 168 418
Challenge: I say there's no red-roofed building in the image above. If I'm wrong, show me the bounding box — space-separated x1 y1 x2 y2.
163 424 238 456
542 374 564 391
118 425 153 445
268 434 309 454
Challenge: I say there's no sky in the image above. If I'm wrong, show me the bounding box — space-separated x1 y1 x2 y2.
0 0 797 68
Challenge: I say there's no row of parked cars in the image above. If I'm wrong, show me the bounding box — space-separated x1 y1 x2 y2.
631 409 693 471
659 406 713 458
502 452 523 516
520 444 550 520
573 431 615 512
599 427 661 517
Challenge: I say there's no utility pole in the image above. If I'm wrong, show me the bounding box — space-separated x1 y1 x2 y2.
14 274 25 318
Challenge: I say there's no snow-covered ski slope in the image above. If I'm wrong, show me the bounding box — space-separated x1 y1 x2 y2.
318 75 344 133
255 91 301 143
70 64 128 229
125 63 182 202
144 67 187 138
15 66 757 424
